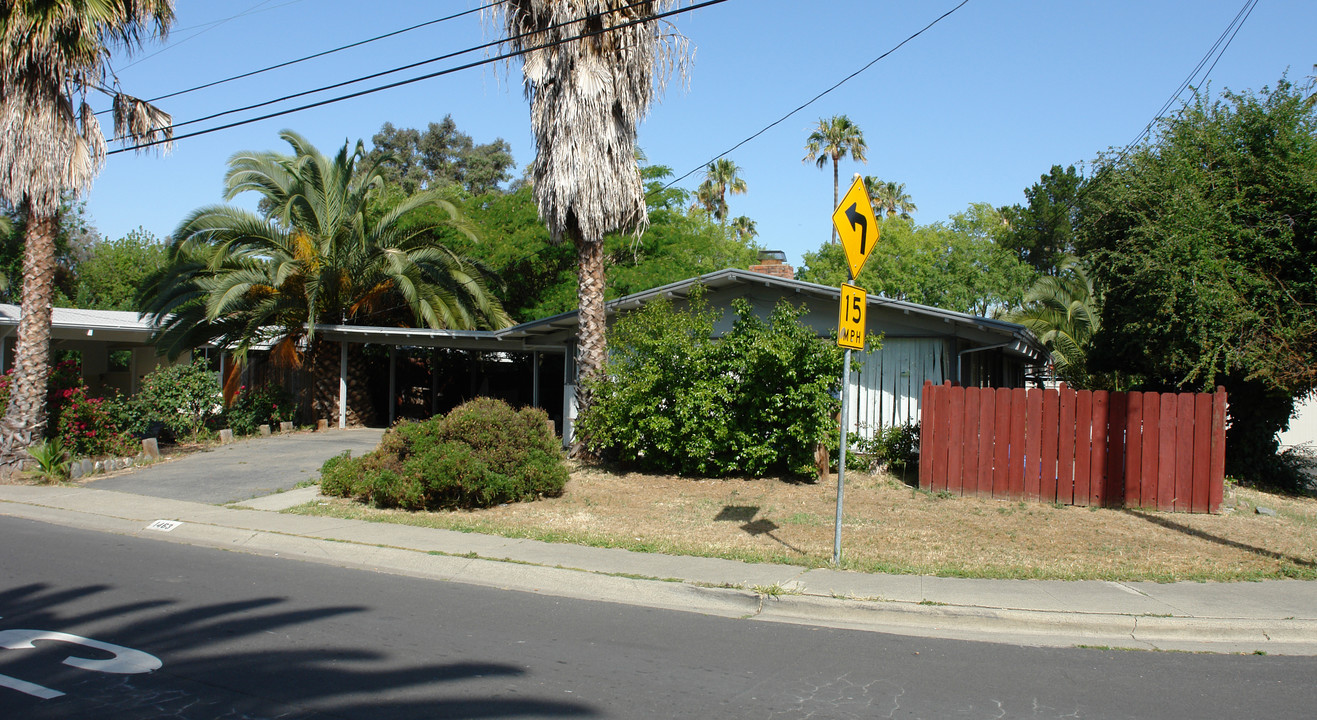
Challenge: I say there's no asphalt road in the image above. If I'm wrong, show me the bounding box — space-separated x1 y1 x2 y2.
86 428 384 504
3 516 1316 719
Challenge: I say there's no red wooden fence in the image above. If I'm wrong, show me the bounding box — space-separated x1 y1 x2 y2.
918 382 1226 513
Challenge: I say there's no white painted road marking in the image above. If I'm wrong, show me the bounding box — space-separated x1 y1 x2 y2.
0 626 162 699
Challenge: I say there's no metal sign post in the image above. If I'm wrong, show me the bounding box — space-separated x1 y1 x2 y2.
831 175 878 566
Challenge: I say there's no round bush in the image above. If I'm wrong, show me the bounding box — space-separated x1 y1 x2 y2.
319 398 568 510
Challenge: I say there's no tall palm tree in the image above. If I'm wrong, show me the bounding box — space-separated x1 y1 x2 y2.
694 158 746 223
0 1 175 470
140 130 511 426
803 115 867 244
865 177 918 219
492 1 686 447
1003 257 1100 388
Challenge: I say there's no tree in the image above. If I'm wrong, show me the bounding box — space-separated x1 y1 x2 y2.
731 215 758 243
366 117 515 196
73 227 166 310
1003 257 1106 389
692 158 746 223
865 177 917 219
0 197 96 305
140 130 510 426
803 115 867 244
492 1 687 447
0 0 175 469
799 204 1035 317
1076 78 1317 488
999 165 1083 275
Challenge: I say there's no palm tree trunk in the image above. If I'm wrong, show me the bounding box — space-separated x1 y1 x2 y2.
573 237 607 454
308 338 376 428
0 210 59 474
831 157 840 244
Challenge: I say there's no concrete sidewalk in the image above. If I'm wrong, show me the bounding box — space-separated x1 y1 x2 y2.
2 481 1315 656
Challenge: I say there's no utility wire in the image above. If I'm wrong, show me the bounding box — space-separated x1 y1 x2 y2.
111 0 713 153
118 0 296 72
660 0 973 190
101 1 506 113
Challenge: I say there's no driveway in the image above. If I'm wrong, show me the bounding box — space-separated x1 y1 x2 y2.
87 428 385 505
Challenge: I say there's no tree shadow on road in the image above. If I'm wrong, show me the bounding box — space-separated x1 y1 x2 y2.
0 582 596 719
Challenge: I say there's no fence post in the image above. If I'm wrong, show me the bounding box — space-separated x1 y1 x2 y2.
1209 387 1228 513
919 381 934 490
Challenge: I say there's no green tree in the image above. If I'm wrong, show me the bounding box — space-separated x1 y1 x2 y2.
800 204 1035 316
0 0 175 467
73 227 166 310
578 289 845 477
999 164 1083 275
0 197 95 305
693 158 747 223
493 1 687 445
366 117 515 196
1076 78 1317 488
140 130 510 426
730 215 758 243
804 115 867 244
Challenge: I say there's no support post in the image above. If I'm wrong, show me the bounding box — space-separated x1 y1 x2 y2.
338 341 347 429
388 346 397 426
531 350 541 408
834 347 852 566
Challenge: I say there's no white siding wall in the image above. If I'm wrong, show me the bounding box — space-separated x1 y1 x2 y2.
845 338 947 441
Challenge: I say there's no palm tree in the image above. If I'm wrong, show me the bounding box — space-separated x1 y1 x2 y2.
693 158 746 223
1003 257 1100 388
0 1 175 470
865 177 918 219
730 216 758 243
140 130 511 426
803 115 867 243
492 1 687 446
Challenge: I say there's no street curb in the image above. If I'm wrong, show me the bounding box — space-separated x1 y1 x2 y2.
4 490 1317 655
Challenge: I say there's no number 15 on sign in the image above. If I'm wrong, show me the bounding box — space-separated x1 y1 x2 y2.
838 283 866 350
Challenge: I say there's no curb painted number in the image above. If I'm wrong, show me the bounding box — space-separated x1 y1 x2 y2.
0 623 161 699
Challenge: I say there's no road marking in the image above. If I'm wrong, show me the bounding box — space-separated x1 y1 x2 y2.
0 672 64 699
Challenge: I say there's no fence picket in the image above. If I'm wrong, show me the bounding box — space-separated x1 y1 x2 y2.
961 388 980 496
1074 391 1092 507
1090 391 1109 507
1158 396 1177 511
947 386 965 495
1192 393 1212 514
1210 388 1227 513
1009 388 1027 497
977 388 995 497
1142 392 1161 509
1040 389 1060 503
1175 393 1196 512
993 388 1012 497
1124 392 1143 508
1108 392 1127 509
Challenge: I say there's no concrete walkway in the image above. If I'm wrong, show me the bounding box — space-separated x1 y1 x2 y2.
2 429 1314 655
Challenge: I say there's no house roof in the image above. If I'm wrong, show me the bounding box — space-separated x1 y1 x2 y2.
0 304 157 344
0 270 1050 364
498 269 1051 363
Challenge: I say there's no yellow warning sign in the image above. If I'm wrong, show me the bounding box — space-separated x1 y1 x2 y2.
831 176 880 280
838 283 867 350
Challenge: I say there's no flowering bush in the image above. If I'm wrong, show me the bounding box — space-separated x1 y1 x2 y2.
54 385 135 457
133 360 223 441
224 383 295 435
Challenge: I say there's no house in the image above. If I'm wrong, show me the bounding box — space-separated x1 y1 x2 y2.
0 268 1052 448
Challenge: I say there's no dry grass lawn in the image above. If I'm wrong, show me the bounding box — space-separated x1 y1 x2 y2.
290 463 1317 582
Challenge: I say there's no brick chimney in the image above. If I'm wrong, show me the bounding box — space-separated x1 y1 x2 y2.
749 250 794 280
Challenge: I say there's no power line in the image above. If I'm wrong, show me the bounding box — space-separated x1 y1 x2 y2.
102 1 506 113
661 0 973 191
117 0 297 72
111 0 715 154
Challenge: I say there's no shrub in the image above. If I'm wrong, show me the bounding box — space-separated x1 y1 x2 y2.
319 398 568 510
53 386 136 458
854 422 920 474
225 384 295 435
133 360 223 441
576 288 850 478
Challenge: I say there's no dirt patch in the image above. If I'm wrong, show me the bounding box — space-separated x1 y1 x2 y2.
297 464 1317 581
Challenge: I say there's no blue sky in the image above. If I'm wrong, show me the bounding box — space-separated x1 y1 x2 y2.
85 1 1315 268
